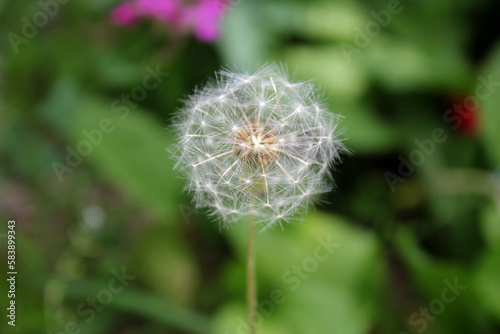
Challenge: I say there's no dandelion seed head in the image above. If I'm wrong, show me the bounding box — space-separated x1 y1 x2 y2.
172 64 347 229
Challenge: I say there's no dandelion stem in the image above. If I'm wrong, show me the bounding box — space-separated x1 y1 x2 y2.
247 215 257 334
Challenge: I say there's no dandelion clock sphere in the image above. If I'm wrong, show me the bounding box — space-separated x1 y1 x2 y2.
172 64 346 230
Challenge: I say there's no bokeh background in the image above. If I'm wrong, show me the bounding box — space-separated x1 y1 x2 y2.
1 0 500 333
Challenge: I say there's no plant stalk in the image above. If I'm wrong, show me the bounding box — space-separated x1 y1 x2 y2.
247 217 257 334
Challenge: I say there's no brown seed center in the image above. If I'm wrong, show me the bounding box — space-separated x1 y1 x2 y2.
232 123 279 165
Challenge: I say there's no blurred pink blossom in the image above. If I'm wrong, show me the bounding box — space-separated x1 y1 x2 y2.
111 2 139 26
110 0 231 42
182 1 223 42
135 0 181 22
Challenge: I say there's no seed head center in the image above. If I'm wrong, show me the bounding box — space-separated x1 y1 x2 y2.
232 124 279 165
252 134 264 150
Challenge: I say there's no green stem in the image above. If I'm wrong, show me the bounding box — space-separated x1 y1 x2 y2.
247 216 257 334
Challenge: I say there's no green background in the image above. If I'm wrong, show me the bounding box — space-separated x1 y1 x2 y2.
1 0 500 333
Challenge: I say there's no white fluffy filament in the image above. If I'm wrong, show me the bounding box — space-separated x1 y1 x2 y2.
172 64 346 230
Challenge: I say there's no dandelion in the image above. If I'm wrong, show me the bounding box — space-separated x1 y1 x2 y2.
171 63 346 333
172 64 346 230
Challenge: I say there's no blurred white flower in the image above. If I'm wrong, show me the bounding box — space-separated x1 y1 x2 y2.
82 205 105 230
172 64 347 230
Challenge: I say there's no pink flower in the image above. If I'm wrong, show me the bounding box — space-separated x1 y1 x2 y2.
111 2 139 26
182 2 222 42
135 0 182 22
110 0 232 42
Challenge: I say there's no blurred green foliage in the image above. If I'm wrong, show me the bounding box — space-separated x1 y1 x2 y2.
1 0 500 333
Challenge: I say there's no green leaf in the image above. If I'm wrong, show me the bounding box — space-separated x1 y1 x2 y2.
364 38 470 92
301 2 366 41
394 229 493 334
40 80 183 222
218 1 270 68
481 203 500 250
222 213 383 334
474 247 500 321
479 41 500 166
71 98 183 222
337 101 398 153
66 281 209 334
281 46 369 100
